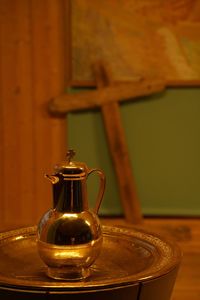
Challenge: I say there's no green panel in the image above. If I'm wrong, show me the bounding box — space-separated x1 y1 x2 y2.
68 88 200 216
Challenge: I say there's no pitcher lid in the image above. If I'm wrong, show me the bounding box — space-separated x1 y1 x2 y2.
54 150 88 177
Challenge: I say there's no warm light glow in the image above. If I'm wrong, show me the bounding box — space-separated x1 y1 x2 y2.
63 213 78 219
14 235 24 241
54 249 82 259
85 220 91 227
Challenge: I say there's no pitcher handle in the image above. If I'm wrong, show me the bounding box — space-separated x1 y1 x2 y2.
87 168 106 214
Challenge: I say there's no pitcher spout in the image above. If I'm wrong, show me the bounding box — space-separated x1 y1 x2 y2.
45 174 59 184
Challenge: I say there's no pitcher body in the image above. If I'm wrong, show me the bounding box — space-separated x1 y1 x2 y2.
37 150 105 280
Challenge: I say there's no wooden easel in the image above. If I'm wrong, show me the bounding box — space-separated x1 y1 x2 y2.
49 62 165 224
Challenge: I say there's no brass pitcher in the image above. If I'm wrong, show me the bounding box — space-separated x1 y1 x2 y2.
37 150 106 281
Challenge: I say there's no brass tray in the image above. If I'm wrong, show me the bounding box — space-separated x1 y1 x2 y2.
0 225 181 293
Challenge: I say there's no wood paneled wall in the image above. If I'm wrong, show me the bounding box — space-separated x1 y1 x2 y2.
0 0 69 230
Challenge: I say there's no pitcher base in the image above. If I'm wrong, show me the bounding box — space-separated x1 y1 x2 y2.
47 266 90 281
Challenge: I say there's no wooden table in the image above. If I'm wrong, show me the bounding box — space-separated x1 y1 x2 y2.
102 217 200 300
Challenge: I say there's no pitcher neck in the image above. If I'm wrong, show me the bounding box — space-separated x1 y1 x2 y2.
53 179 88 213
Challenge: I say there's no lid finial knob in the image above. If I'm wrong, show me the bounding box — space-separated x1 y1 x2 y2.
66 149 76 163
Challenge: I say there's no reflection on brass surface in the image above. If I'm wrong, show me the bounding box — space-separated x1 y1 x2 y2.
0 225 181 293
37 150 106 280
38 236 102 265
38 237 102 280
37 210 102 245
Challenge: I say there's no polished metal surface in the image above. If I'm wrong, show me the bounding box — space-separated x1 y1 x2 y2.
44 150 106 213
37 211 102 280
38 211 102 245
37 150 106 280
0 225 181 293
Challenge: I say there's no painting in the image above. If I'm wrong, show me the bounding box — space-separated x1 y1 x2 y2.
71 0 200 86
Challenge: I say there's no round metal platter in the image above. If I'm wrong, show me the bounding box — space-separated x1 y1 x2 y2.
0 225 181 293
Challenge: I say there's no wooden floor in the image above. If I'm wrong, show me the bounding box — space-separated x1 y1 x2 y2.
102 217 200 300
